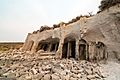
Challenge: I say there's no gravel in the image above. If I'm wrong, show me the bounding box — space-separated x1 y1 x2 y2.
0 50 114 80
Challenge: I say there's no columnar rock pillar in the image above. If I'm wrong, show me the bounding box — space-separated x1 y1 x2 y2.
55 43 58 52
48 43 52 52
104 46 108 60
86 44 88 60
67 42 71 58
75 40 79 60
56 39 64 59
31 41 39 53
88 42 96 61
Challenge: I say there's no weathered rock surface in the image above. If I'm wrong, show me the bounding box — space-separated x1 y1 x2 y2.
22 4 120 61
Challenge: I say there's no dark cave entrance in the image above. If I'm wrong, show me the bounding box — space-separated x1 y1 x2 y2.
79 39 87 60
62 43 68 58
50 42 59 52
79 44 86 60
96 42 107 60
37 43 49 51
51 44 56 52
70 41 76 58
36 37 60 52
62 36 76 58
43 44 48 51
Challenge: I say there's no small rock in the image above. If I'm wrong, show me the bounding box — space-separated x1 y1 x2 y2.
87 75 96 79
71 73 78 78
31 68 37 74
60 70 66 75
70 77 77 80
3 72 16 78
77 73 81 78
64 69 70 74
0 77 16 80
51 74 60 80
32 73 44 80
41 70 50 74
71 70 78 74
43 74 51 80
37 50 44 54
25 76 32 80
77 69 84 73
65 74 70 80
42 65 51 71
85 69 92 75
60 63 64 69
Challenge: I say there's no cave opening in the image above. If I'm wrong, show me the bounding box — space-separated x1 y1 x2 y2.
79 44 86 60
79 39 87 60
62 36 76 59
36 43 49 51
96 42 107 60
36 37 60 53
70 41 76 58
55 42 59 52
51 44 56 52
50 41 59 52
43 44 48 51
62 43 68 58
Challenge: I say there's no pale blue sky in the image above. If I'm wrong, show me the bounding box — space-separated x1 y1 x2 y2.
0 0 101 42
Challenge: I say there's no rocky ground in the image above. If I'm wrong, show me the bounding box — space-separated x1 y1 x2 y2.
101 61 120 80
0 50 119 80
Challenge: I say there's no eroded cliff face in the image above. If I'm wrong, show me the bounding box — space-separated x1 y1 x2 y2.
22 4 120 61
81 4 120 60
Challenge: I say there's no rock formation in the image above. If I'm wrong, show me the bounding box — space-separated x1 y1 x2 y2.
0 50 106 80
22 3 120 61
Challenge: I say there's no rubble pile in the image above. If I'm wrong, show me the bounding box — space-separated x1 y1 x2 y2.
0 50 106 80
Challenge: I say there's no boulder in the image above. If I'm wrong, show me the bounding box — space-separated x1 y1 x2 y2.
31 68 37 74
43 74 51 80
70 77 77 80
51 74 60 80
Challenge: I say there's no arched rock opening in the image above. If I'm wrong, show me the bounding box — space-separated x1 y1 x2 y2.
79 39 88 60
62 36 76 58
95 42 108 61
36 37 60 53
88 41 108 61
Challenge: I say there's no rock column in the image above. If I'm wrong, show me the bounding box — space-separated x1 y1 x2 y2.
75 40 79 60
55 43 58 52
31 41 39 53
48 43 52 52
56 39 64 59
67 42 71 58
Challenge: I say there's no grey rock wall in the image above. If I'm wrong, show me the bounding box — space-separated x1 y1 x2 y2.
22 4 120 61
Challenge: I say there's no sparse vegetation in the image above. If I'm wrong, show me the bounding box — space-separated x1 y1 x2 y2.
39 25 51 32
32 14 93 33
0 42 23 51
99 0 120 11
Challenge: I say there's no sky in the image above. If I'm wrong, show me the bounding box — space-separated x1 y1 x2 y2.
0 0 101 42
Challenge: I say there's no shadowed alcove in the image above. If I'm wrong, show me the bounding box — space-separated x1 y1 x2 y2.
79 39 88 60
36 37 60 52
95 41 107 61
62 36 76 58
